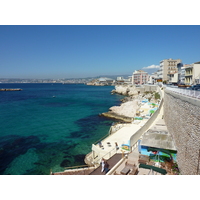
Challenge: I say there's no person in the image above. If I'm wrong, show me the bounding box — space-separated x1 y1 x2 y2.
115 142 119 151
104 160 109 174
98 141 103 148
101 158 105 173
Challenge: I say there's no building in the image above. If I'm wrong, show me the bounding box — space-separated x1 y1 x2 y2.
151 71 159 84
132 70 148 85
184 62 200 85
147 74 154 84
180 66 186 84
177 62 184 84
98 77 114 85
193 61 200 84
159 58 182 83
184 64 193 85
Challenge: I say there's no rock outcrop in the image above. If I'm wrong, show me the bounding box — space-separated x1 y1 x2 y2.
111 85 138 96
100 99 139 122
102 84 160 122
109 100 139 118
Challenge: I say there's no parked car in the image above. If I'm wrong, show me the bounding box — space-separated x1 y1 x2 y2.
190 84 200 90
178 83 191 88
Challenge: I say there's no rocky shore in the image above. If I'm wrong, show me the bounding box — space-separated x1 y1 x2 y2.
100 99 139 122
100 84 160 122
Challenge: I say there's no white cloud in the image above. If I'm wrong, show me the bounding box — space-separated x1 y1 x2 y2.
143 65 160 69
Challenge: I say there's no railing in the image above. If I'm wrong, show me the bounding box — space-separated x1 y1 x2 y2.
51 166 96 175
165 87 200 99
64 164 91 170
129 87 164 147
93 123 115 145
93 132 111 146
95 147 117 165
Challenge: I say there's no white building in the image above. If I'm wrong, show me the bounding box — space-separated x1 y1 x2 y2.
184 62 200 85
159 58 182 83
180 66 186 84
132 70 148 85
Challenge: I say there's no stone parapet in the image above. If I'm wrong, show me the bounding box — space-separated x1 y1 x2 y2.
164 90 200 175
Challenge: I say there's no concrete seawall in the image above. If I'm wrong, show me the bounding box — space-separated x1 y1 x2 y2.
164 89 200 175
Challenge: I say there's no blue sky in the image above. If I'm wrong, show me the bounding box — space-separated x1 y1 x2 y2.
1 25 200 79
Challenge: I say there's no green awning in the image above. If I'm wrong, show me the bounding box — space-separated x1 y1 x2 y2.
139 164 167 175
147 147 173 156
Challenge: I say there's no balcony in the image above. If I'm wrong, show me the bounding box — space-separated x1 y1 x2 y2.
168 71 177 75
185 73 193 76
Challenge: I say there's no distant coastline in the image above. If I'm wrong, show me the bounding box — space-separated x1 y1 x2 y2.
0 88 22 91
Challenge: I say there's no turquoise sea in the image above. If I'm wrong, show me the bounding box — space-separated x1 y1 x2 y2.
0 83 122 175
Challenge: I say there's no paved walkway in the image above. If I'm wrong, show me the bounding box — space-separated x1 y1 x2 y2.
89 154 123 175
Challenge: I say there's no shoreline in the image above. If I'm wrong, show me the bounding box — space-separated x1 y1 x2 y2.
52 84 162 174
99 84 159 123
84 85 161 164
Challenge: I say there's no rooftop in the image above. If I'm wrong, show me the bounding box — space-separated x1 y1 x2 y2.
140 119 177 151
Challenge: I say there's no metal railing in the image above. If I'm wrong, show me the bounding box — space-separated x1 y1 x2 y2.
95 147 118 165
64 164 91 170
165 87 200 99
93 124 114 146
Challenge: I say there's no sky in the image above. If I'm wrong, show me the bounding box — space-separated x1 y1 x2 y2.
0 25 200 79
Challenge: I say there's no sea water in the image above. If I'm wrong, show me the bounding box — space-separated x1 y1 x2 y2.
0 83 122 175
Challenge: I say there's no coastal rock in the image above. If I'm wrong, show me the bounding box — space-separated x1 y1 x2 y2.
101 99 139 122
109 100 139 117
112 85 129 95
112 85 138 96
100 112 133 123
127 86 138 96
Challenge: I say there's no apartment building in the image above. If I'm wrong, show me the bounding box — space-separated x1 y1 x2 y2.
159 58 182 83
185 62 200 85
132 70 148 84
184 64 193 85
180 66 186 84
193 62 200 84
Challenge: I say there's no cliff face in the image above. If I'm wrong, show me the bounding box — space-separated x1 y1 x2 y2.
111 85 138 96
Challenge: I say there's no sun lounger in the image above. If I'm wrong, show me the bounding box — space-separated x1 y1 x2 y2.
120 160 138 175
138 154 150 164
139 164 167 175
120 166 130 175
